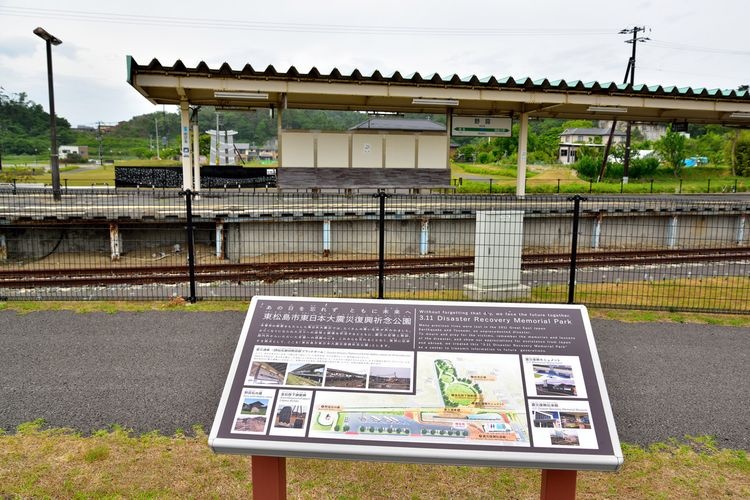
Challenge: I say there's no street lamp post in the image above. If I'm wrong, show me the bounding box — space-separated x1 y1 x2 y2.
33 27 62 201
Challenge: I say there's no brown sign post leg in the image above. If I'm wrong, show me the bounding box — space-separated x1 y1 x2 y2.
540 469 577 500
251 456 287 500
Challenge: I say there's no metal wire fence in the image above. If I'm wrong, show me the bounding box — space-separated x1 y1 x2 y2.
0 186 748 313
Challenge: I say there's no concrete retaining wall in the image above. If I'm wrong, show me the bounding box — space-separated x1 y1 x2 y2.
1 212 747 262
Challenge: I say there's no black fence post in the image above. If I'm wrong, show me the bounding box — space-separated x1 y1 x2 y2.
183 189 197 303
489 179 493 194
707 178 711 193
374 190 391 299
557 179 561 193
567 195 585 304
650 178 654 194
679 179 683 194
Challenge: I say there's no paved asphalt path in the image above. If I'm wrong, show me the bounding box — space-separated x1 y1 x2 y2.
0 311 747 450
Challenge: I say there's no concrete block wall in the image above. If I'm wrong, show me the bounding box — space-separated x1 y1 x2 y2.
221 211 749 260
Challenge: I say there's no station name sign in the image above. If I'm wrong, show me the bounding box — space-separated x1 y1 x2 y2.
209 297 622 471
452 116 512 137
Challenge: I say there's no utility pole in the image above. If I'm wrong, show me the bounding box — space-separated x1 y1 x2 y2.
598 26 649 183
621 26 649 184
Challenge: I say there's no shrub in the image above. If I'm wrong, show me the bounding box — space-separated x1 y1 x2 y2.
629 157 660 179
735 138 750 176
477 152 493 164
573 156 600 180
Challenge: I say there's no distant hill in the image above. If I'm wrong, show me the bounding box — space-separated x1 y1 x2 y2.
0 90 75 155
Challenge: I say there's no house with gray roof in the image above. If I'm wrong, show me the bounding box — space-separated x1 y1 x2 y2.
558 127 626 164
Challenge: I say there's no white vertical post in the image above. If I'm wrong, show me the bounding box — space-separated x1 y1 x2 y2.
193 116 201 192
667 215 679 249
323 219 331 257
277 101 283 167
0 234 7 261
591 214 602 249
109 222 121 261
216 221 224 259
737 215 746 245
420 218 430 256
445 111 452 170
180 101 192 191
516 112 529 197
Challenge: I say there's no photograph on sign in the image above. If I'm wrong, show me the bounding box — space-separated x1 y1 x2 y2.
528 399 598 449
247 345 414 392
209 297 623 471
269 390 313 437
231 388 276 435
522 355 588 399
452 116 512 137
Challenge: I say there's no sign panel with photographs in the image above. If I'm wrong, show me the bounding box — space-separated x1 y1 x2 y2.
209 297 623 471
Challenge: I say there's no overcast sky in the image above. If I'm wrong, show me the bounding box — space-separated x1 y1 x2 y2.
1 0 748 127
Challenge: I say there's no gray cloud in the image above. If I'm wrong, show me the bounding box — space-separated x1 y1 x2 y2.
0 36 36 58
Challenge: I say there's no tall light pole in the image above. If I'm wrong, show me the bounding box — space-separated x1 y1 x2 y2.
33 27 62 200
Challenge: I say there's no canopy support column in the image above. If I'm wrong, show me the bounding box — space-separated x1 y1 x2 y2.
516 112 528 197
180 100 193 191
192 107 201 192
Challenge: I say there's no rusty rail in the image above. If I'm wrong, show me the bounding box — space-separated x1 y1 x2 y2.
1 247 749 288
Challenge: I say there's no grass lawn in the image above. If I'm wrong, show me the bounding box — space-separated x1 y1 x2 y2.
0 160 280 186
0 422 747 498
451 162 749 194
1 298 748 327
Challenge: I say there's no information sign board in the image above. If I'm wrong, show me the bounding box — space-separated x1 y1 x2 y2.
452 116 512 137
209 297 623 471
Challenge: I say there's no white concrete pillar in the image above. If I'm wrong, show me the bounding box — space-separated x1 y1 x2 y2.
109 223 121 261
216 221 224 259
737 215 746 245
180 101 193 191
277 100 284 167
591 213 603 249
667 215 679 249
419 218 430 256
192 115 201 192
516 112 529 197
0 234 7 261
323 219 331 257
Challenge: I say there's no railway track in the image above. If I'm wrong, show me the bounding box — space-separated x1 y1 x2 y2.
1 247 749 288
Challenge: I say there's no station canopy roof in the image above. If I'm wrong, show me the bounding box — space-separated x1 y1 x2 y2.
127 56 750 125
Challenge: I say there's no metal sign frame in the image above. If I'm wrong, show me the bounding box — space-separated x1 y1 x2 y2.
452 116 512 137
209 296 623 471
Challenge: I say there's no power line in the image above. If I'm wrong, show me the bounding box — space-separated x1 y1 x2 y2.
0 5 617 37
647 39 750 57
638 65 745 82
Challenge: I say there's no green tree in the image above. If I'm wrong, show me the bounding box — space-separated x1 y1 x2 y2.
0 89 74 154
734 136 750 176
655 125 687 176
